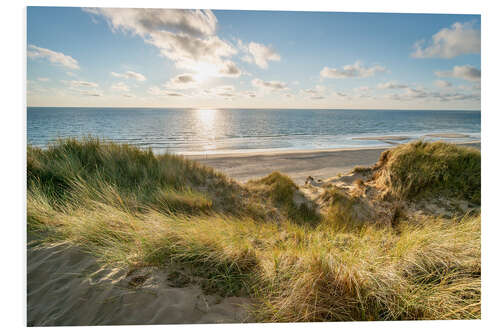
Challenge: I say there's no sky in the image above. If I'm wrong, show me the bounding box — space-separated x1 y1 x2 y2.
26 7 481 109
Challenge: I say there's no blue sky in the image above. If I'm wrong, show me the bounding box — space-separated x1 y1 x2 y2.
27 7 481 109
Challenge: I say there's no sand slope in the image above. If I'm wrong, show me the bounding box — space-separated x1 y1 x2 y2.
27 242 252 326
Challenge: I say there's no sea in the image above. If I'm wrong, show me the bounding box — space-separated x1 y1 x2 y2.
27 108 481 155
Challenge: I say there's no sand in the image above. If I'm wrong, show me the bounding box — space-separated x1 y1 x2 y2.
186 142 480 184
27 241 252 326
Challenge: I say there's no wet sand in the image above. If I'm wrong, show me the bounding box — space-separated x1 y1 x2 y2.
187 142 480 184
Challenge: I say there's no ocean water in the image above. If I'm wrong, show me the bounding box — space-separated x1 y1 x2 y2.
27 108 481 154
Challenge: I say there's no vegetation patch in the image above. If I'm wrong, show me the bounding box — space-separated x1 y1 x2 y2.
247 171 320 225
373 141 480 204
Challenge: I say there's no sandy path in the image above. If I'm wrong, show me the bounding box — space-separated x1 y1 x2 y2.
27 242 252 326
186 142 480 184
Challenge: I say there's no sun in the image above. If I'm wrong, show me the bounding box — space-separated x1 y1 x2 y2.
191 62 219 82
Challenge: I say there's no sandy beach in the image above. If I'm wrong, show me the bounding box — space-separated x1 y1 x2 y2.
186 141 481 184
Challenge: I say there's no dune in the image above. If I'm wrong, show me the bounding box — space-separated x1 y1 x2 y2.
27 138 481 324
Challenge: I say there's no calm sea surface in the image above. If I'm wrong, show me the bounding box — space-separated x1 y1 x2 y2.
27 108 481 154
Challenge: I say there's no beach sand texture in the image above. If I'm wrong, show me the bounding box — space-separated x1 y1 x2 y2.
28 242 251 326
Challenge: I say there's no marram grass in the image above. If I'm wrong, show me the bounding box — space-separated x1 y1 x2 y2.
27 138 481 322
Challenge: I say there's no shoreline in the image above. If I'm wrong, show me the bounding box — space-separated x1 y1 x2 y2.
184 140 480 159
185 141 480 184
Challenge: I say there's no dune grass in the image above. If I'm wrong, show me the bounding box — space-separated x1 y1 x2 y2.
27 138 481 322
373 141 481 204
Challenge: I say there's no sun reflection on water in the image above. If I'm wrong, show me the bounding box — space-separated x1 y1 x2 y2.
196 108 218 150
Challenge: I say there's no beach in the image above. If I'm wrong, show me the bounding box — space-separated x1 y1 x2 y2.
187 141 481 184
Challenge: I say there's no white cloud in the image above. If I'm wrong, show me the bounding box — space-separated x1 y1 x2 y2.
110 82 130 92
37 77 50 82
377 81 408 89
434 80 452 88
240 41 281 69
110 71 147 81
435 65 481 82
88 8 240 78
412 22 480 59
27 44 79 70
320 61 386 79
251 78 287 91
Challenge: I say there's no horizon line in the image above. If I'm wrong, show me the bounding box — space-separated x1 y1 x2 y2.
26 106 481 111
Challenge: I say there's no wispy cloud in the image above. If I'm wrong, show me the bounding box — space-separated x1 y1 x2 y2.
110 71 146 81
110 82 130 92
64 80 99 88
27 44 79 70
412 22 480 59
148 86 185 97
301 85 326 99
321 61 386 79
